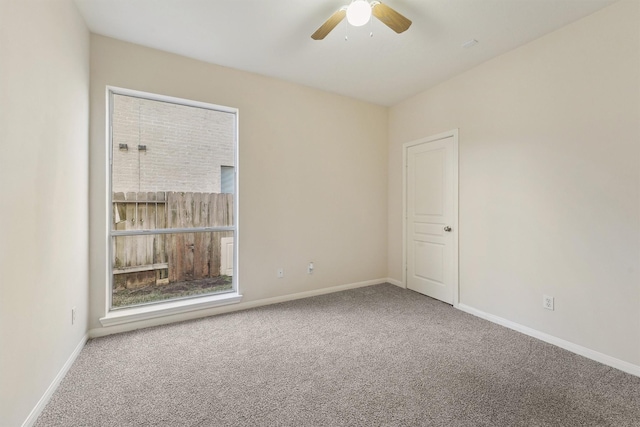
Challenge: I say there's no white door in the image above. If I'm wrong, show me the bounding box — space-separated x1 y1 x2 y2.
405 131 458 304
220 237 234 276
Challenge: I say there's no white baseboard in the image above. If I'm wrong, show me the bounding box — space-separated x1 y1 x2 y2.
385 277 404 288
90 278 389 338
457 303 640 378
21 333 88 427
224 278 388 316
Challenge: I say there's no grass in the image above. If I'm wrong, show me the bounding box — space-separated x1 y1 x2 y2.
112 276 233 308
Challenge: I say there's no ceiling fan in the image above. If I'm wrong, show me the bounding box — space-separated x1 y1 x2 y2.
311 0 412 40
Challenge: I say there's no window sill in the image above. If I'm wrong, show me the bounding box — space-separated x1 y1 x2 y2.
99 292 243 327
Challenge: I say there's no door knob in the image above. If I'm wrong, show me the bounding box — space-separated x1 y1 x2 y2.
444 226 452 232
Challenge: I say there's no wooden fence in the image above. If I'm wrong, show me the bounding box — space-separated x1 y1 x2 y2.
112 191 233 289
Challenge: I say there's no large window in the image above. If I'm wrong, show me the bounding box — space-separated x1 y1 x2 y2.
108 88 237 310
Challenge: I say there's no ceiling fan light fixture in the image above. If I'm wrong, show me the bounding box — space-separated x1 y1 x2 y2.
311 0 411 40
346 0 372 27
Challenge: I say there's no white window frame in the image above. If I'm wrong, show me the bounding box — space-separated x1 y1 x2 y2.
100 86 241 327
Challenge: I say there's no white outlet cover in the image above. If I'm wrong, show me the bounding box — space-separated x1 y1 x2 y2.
543 295 554 310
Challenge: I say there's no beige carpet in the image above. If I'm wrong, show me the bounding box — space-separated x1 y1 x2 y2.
35 284 640 426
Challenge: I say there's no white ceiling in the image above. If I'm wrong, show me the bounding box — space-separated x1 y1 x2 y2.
74 0 617 106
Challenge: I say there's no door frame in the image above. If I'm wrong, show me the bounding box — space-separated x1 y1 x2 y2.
402 129 459 307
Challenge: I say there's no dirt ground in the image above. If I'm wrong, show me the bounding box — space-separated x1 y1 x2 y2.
112 275 233 308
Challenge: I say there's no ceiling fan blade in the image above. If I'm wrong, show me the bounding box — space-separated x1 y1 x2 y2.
372 2 412 34
311 8 347 40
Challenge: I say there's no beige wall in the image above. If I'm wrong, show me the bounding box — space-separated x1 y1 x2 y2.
0 1 90 425
89 35 389 330
388 0 640 366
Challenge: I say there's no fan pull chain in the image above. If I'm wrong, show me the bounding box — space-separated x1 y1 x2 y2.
345 18 349 41
369 14 374 37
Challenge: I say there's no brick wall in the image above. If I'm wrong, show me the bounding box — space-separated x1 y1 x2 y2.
112 94 235 193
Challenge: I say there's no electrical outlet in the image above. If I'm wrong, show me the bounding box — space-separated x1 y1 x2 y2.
277 268 284 278
543 295 554 311
71 307 76 325
307 262 314 275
